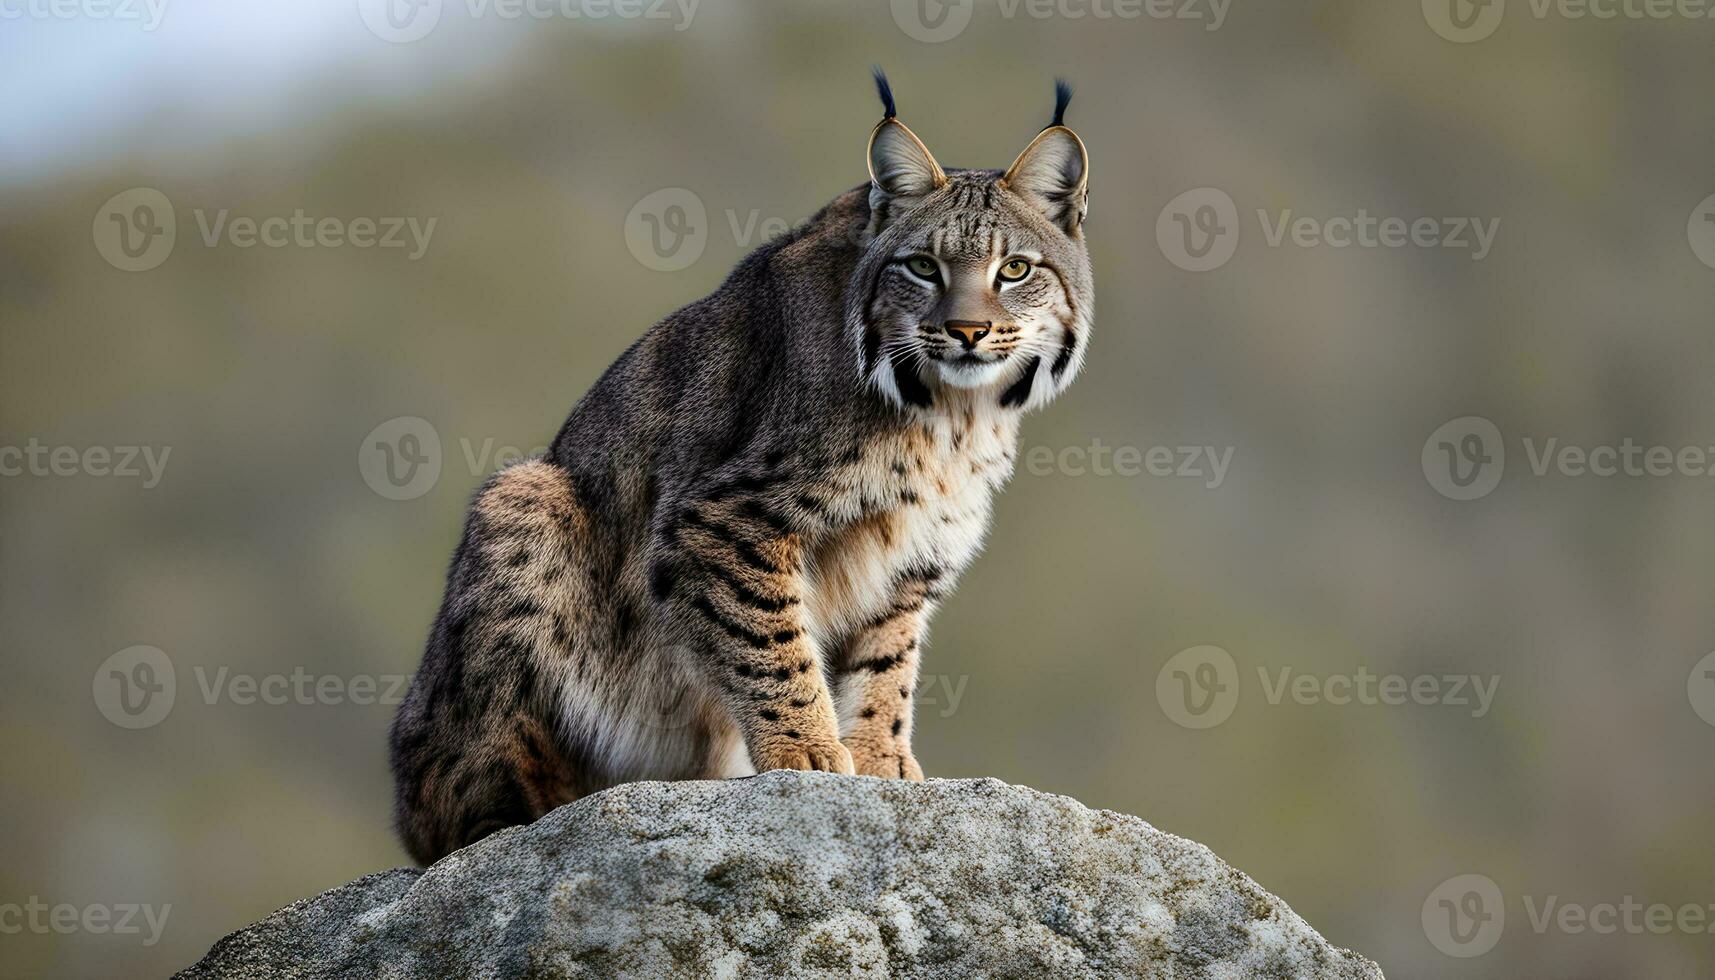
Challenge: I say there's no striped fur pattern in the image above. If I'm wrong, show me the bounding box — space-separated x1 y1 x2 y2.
389 80 1094 864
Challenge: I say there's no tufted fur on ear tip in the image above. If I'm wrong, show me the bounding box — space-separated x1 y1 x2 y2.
872 65 897 120
1048 77 1073 130
1002 124 1089 234
865 68 945 220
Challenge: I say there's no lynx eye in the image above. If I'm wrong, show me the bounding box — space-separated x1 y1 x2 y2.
996 258 1032 284
904 255 942 283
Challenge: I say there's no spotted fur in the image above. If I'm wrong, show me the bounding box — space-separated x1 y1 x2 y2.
389 77 1094 864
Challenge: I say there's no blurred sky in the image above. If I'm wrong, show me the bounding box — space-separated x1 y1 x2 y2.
0 0 520 182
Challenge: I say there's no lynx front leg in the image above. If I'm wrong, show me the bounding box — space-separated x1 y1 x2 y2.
659 498 853 776
838 571 941 780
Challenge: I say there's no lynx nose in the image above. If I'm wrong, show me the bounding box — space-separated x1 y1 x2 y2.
944 320 991 350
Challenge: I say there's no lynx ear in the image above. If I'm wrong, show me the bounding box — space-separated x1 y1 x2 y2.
1002 81 1088 234
866 69 945 231
1003 126 1088 234
868 118 946 202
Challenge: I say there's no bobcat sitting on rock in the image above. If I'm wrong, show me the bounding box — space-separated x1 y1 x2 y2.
389 71 1094 864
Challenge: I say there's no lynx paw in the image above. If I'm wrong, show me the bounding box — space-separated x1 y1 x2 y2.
848 742 924 781
753 737 855 776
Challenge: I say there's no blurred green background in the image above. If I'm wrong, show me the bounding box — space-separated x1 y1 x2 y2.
4 0 1714 976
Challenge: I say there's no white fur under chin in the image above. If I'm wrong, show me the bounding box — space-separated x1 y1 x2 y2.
935 359 1010 389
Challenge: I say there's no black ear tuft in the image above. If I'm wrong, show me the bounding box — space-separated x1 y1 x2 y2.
872 66 897 120
1049 78 1073 129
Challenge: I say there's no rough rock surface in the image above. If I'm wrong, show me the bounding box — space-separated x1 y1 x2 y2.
179 773 1384 978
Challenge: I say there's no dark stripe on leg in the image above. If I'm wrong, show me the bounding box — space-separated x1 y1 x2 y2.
691 595 773 649
698 557 798 611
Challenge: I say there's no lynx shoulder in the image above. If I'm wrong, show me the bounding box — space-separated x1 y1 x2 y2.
389 72 1094 864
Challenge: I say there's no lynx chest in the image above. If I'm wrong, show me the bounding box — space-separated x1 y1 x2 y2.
801 406 1021 645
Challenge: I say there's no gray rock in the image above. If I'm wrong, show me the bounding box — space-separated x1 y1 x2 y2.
179 773 1384 979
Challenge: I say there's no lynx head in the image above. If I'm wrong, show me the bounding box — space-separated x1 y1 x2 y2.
849 70 1092 414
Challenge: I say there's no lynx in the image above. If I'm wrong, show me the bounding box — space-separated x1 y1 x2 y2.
389 72 1093 864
